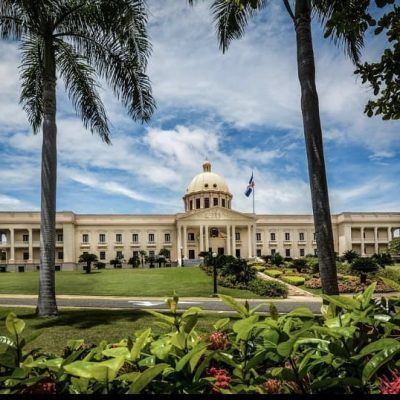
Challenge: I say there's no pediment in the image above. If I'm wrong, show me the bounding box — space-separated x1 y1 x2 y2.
178 207 255 222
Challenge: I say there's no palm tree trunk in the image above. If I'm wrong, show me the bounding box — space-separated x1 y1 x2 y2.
36 37 58 316
294 0 339 295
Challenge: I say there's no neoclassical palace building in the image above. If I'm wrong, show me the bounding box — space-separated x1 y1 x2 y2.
0 161 399 271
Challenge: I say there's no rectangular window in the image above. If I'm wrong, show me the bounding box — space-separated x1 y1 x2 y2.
271 249 276 255
116 251 123 259
235 232 240 241
82 234 89 243
188 232 195 241
235 249 241 257
221 198 226 207
213 198 218 206
299 232 304 241
256 233 261 241
196 198 201 209
164 233 171 242
23 252 29 260
116 233 122 243
270 232 276 241
256 249 261 257
132 233 139 243
190 200 193 210
314 249 318 256
300 248 305 257
23 234 29 243
148 233 155 242
100 251 106 260
149 250 155 257
58 251 63 260
204 198 210 208
57 234 63 242
285 249 291 257
285 232 290 241
99 234 106 243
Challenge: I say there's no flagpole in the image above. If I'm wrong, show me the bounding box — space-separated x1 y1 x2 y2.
252 170 255 214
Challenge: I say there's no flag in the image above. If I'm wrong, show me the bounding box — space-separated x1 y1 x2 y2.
244 172 255 197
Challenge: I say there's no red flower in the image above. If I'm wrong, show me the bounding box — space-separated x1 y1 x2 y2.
261 379 283 394
207 331 230 351
19 380 56 395
207 367 231 393
379 370 400 394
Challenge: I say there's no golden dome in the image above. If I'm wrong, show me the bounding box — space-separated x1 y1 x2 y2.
185 161 230 195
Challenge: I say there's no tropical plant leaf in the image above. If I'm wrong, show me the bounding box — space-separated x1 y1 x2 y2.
144 309 175 325
287 307 315 318
361 282 377 308
6 313 25 336
128 363 169 394
175 343 208 372
102 346 131 360
320 295 360 310
213 318 230 330
218 294 249 318
380 277 400 292
360 338 400 356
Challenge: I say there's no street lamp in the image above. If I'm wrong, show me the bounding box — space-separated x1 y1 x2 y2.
181 246 184 267
212 252 218 297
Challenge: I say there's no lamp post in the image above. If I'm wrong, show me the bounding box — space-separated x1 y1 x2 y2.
212 252 218 297
181 246 184 267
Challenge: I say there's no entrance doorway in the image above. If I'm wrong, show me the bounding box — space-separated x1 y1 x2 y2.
218 247 224 256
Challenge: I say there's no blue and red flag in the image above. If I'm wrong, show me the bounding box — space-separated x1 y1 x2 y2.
244 172 255 197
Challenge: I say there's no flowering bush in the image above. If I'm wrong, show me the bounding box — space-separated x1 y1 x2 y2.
1 282 400 394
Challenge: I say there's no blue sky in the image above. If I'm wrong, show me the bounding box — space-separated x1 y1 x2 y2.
0 1 399 215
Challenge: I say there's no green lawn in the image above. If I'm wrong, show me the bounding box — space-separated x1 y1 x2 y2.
0 307 235 355
0 267 264 298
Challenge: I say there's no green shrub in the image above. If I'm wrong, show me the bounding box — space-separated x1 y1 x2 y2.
351 257 380 284
378 267 400 283
264 269 282 278
270 252 283 267
220 258 257 283
1 287 400 394
248 279 288 298
280 275 305 286
304 256 319 273
253 265 266 272
372 253 394 268
342 249 359 263
290 259 307 272
336 261 351 275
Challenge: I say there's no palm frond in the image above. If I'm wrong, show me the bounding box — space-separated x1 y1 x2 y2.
211 0 265 53
19 36 44 134
0 0 31 39
54 0 155 122
55 40 110 143
313 0 372 64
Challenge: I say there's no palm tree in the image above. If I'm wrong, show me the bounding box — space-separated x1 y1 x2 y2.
189 0 371 294
0 0 155 316
78 253 98 274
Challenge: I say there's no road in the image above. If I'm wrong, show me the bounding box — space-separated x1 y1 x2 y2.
0 294 323 314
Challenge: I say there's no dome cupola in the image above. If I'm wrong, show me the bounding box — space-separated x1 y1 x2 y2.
183 161 232 212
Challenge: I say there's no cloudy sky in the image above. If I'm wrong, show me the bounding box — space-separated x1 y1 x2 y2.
0 1 399 215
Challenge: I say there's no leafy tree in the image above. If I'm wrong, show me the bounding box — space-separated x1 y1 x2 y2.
270 252 283 268
128 256 140 268
388 237 400 255
220 258 257 283
188 0 375 295
78 253 98 274
291 258 307 273
342 249 360 264
0 0 154 316
159 248 171 266
351 257 380 284
355 1 399 120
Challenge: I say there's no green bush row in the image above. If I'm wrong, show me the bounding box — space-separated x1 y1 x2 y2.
1 282 400 394
280 275 305 286
264 269 282 278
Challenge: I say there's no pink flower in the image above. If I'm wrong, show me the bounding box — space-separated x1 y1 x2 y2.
379 370 400 394
207 367 231 393
207 331 230 351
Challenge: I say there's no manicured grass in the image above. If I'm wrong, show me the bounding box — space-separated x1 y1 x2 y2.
0 267 264 298
0 307 235 355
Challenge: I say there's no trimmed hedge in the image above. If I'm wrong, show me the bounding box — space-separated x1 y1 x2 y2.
264 269 282 278
280 275 305 286
248 279 288 298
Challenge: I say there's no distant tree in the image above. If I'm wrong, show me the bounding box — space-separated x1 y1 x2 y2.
372 253 394 268
159 248 170 267
388 237 400 256
355 2 400 120
110 254 123 269
128 256 140 268
270 253 283 267
351 257 380 284
78 253 98 274
342 250 360 264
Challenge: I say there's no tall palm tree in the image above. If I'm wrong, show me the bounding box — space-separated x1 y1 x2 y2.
189 0 372 294
0 0 155 316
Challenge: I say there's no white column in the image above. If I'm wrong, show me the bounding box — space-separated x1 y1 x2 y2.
226 225 231 255
199 225 204 253
388 227 391 241
374 227 378 254
28 228 33 262
247 224 252 258
10 228 15 263
205 226 209 253
183 225 187 258
253 225 257 257
177 225 182 266
361 227 365 256
232 225 236 257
